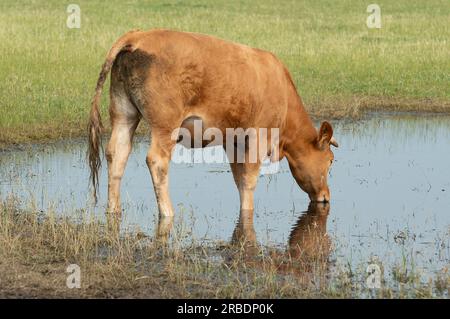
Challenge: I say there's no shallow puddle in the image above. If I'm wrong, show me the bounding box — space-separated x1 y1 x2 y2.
1 113 449 284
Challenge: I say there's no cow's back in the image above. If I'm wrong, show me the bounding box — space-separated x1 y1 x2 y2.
135 29 291 131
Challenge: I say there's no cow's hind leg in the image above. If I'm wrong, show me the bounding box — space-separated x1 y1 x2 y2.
146 131 176 219
106 93 141 223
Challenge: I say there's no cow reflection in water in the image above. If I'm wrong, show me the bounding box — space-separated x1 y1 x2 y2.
156 202 331 278
230 202 331 277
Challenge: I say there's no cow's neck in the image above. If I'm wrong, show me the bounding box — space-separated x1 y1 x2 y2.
282 95 317 160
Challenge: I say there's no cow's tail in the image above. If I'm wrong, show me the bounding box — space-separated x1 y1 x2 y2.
88 30 141 203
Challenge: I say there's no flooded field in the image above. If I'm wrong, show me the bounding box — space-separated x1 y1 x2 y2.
1 113 449 290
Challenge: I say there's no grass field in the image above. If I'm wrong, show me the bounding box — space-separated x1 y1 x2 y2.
0 0 449 146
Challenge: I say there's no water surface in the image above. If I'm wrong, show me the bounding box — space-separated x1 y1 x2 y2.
1 113 449 283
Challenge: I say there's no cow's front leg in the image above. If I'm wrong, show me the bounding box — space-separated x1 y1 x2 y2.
229 161 261 244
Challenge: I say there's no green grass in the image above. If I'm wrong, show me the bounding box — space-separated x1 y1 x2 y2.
0 0 449 145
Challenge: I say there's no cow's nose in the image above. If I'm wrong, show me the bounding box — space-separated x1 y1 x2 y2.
315 191 330 203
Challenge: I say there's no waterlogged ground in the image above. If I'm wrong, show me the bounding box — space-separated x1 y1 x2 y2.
1 113 449 291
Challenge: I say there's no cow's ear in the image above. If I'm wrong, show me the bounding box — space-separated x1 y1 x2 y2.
317 121 334 150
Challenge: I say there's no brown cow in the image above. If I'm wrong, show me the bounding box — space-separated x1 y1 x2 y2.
88 29 338 226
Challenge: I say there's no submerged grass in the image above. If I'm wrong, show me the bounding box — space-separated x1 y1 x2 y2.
0 198 448 298
0 0 449 146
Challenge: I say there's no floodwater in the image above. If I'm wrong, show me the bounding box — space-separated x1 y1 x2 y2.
1 113 449 284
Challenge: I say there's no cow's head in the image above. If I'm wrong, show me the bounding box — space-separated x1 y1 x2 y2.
288 121 338 203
